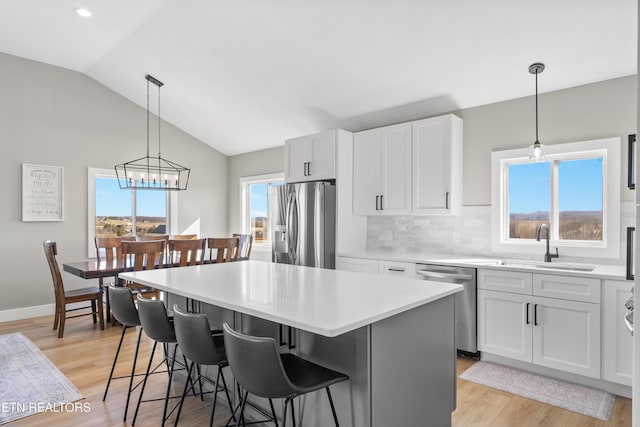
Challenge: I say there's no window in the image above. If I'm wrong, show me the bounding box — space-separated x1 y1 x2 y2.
240 173 284 249
88 168 175 257
491 138 620 259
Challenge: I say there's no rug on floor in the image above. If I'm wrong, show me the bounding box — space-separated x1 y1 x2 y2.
0 332 83 425
459 361 615 421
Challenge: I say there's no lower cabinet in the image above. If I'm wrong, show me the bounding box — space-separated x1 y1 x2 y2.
602 280 633 386
336 256 379 274
478 288 601 378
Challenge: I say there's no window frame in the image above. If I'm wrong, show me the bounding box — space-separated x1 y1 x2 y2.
491 138 620 259
87 167 176 258
239 172 284 252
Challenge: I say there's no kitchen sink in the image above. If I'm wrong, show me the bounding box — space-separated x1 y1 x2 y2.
469 259 596 272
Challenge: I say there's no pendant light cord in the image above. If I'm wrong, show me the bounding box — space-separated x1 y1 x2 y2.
146 77 150 158
535 70 539 143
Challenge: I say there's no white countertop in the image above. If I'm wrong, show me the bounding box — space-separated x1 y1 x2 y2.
339 250 630 281
119 260 462 337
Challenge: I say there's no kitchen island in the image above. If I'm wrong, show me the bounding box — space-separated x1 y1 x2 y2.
120 260 462 427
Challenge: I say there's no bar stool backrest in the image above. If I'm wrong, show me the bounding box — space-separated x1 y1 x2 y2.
137 296 175 343
172 306 225 366
108 285 140 327
222 323 295 399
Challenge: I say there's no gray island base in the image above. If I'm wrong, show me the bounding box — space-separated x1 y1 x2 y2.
120 261 460 427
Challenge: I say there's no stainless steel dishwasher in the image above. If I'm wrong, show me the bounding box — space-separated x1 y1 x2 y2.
415 263 478 358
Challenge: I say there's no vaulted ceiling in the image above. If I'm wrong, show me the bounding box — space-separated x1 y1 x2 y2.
0 0 636 155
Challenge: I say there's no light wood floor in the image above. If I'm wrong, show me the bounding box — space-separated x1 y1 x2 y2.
0 315 632 427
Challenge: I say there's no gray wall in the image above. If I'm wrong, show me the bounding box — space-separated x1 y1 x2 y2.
458 75 636 206
0 52 228 312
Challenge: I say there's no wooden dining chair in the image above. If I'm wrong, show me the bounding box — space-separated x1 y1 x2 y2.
135 234 169 242
207 237 240 263
233 233 253 260
168 238 206 267
95 236 135 322
43 241 104 338
120 240 165 300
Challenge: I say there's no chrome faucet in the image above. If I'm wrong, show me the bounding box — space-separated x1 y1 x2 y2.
535 224 559 262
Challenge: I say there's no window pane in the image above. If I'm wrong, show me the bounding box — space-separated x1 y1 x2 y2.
558 158 603 241
95 177 133 238
250 183 268 244
508 162 550 239
136 190 167 236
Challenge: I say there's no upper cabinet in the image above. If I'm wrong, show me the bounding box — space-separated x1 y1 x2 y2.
285 130 336 182
352 113 463 216
412 114 463 214
353 123 412 215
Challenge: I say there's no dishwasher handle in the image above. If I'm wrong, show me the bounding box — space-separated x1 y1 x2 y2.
417 270 473 281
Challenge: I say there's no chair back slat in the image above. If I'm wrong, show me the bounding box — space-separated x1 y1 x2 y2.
207 237 239 263
122 240 166 270
94 236 135 261
233 233 253 260
168 238 206 267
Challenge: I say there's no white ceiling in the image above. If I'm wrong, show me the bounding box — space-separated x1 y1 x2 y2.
0 0 636 156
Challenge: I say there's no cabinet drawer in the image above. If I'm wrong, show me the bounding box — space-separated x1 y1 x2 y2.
336 257 379 274
379 261 416 278
533 274 600 303
477 269 532 294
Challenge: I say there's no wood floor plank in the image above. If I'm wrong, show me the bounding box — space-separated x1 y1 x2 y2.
0 315 632 426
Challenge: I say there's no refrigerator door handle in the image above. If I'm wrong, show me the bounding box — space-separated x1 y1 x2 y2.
314 184 323 267
286 191 298 263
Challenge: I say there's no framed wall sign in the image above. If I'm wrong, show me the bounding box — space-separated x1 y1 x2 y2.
22 163 64 222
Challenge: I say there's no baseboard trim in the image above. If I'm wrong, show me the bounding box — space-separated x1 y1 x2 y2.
0 304 55 323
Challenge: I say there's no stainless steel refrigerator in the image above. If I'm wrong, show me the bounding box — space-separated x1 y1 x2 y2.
270 181 336 269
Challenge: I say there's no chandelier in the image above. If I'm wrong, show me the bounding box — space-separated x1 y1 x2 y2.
115 74 190 190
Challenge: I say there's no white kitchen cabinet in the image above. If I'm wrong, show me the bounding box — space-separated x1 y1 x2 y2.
477 269 601 378
412 114 463 215
285 130 336 182
531 296 600 378
335 256 379 274
478 289 532 362
353 123 412 215
602 280 633 386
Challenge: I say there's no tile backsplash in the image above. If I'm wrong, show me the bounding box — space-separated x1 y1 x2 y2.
366 202 635 264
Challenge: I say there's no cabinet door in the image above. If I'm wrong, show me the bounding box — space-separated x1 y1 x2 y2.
353 128 382 215
308 131 336 180
335 256 379 274
531 296 600 378
477 289 532 362
285 136 310 183
412 115 462 214
602 280 633 386
380 123 412 215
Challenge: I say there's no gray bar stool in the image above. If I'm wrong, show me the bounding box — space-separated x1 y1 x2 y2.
103 285 143 422
132 295 194 426
172 305 237 427
222 323 349 427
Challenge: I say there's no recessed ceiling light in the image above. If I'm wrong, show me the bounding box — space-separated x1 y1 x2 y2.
73 7 92 18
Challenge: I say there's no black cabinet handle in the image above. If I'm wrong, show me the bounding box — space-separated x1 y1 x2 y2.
534 304 538 326
380 194 384 210
307 161 311 176
288 326 296 349
627 227 635 280
375 195 380 211
526 302 530 325
388 268 405 272
445 192 450 209
279 324 286 346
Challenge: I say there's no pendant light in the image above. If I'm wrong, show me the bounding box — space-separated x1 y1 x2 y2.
115 75 190 190
527 62 546 162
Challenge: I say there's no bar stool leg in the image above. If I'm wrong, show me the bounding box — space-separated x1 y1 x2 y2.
174 361 195 427
268 398 278 427
290 398 296 427
161 343 179 426
123 327 143 421
326 387 340 427
132 340 158 425
103 325 128 401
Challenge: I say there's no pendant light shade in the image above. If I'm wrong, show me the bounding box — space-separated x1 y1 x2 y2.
527 62 546 162
115 75 190 191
